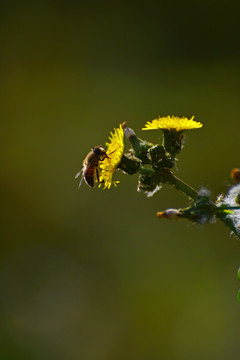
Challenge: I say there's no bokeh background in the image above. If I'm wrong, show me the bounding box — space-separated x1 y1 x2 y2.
1 1 240 359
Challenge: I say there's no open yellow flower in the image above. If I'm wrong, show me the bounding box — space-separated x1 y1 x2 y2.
142 115 202 132
99 124 124 189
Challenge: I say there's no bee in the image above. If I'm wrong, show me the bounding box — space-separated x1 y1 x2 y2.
75 145 113 188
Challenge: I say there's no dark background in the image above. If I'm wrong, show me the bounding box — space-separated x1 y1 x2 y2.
1 1 240 359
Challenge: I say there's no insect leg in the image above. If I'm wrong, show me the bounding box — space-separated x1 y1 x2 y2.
96 168 100 182
99 150 116 161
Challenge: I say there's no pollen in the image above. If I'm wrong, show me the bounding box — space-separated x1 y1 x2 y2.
142 115 202 132
99 124 124 189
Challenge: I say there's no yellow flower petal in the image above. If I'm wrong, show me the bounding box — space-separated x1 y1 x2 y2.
142 115 202 132
99 124 124 189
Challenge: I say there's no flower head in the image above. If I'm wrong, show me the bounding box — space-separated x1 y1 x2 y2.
99 124 124 189
231 168 240 183
142 115 202 132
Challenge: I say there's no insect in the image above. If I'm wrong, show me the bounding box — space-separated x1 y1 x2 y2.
75 145 113 188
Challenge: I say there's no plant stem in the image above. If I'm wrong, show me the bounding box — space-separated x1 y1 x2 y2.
165 171 199 200
140 168 240 237
167 171 240 238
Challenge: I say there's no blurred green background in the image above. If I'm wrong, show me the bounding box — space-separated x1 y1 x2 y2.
1 1 240 359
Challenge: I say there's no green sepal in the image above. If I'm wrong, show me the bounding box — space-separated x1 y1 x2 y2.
149 144 175 171
118 154 142 175
138 172 159 193
163 129 184 158
128 134 153 164
179 189 215 224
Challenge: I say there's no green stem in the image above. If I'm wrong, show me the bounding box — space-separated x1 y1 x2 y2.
216 206 240 210
167 171 240 238
164 171 199 200
140 168 240 237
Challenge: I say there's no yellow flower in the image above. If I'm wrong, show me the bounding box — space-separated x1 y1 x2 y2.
142 115 202 132
99 124 124 189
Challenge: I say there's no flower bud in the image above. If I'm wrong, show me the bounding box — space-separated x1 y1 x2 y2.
231 168 240 183
162 129 184 158
137 172 161 196
122 122 153 164
157 209 182 219
149 144 175 171
118 154 142 175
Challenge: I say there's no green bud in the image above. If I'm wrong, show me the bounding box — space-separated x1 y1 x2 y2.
163 129 184 158
149 144 175 171
118 154 142 175
123 122 153 164
137 172 158 193
180 188 215 224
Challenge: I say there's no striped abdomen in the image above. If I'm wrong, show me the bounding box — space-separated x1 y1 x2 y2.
84 167 95 187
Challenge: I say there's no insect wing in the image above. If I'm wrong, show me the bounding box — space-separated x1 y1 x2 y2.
75 166 83 179
75 167 85 189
